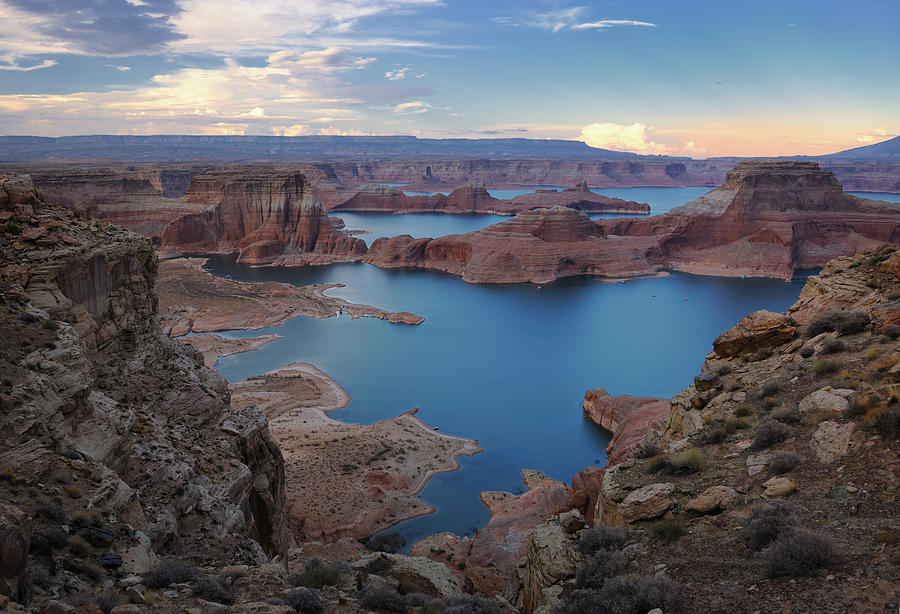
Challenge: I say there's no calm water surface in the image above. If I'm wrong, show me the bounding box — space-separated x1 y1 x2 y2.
204 254 809 549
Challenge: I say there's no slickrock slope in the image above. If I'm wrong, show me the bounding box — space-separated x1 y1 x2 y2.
582 388 671 466
0 176 288 606
365 205 662 283
161 169 367 265
505 245 900 614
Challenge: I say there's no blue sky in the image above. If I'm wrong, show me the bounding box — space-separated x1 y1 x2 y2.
0 0 897 156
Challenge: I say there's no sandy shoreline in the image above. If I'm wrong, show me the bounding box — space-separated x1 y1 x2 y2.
229 361 481 544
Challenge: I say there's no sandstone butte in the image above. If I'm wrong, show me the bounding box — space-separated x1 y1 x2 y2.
331 180 650 216
364 161 900 283
160 169 368 265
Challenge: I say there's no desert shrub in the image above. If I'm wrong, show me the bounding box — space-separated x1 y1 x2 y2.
845 393 881 418
70 509 102 529
578 527 631 556
763 529 836 578
876 530 896 545
403 593 435 609
30 564 52 589
702 425 728 444
62 558 105 582
575 551 630 590
743 502 798 551
368 531 406 553
821 338 846 354
770 405 800 424
756 380 781 399
594 575 683 614
750 419 793 451
38 499 66 522
663 449 705 474
40 318 58 331
645 454 668 474
70 589 122 614
143 558 198 588
361 585 408 613
724 416 750 432
752 347 774 362
63 484 83 499
867 406 900 440
193 577 233 604
5 221 22 235
768 452 801 475
648 517 685 543
40 529 68 549
440 595 501 614
556 589 602 614
292 558 340 589
364 555 392 574
716 364 733 375
284 587 324 614
883 325 900 340
735 403 752 417
807 310 870 337
67 535 92 558
798 345 814 358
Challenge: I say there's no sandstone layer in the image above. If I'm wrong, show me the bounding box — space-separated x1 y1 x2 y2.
156 257 423 336
582 388 670 466
0 175 288 605
161 169 366 265
367 161 900 283
229 362 482 543
182 333 281 367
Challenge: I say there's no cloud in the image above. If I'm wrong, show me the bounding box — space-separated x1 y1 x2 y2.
385 67 409 80
495 7 656 33
684 140 706 156
571 19 657 30
857 128 896 143
0 58 57 71
579 122 671 155
393 100 431 114
476 127 529 135
0 0 184 56
106 64 132 71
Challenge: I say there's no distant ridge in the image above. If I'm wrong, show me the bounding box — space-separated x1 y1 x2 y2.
0 134 647 162
824 135 900 160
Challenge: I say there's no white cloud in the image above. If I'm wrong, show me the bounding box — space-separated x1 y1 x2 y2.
0 58 57 71
385 67 409 80
106 64 132 72
496 7 656 33
579 122 671 155
393 100 431 114
684 140 706 156
571 19 657 30
857 128 896 143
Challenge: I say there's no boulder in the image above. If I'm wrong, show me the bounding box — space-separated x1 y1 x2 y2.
810 421 857 463
799 388 854 414
619 483 675 523
713 310 796 358
349 553 462 598
686 486 740 514
762 476 797 498
0 503 31 604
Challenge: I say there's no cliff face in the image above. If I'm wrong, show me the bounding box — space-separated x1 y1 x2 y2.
161 169 367 264
0 175 288 604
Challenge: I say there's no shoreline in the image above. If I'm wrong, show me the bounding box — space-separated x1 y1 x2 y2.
230 361 481 544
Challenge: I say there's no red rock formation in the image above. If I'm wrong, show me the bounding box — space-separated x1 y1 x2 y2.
366 206 663 283
508 181 649 214
161 169 367 264
582 388 671 466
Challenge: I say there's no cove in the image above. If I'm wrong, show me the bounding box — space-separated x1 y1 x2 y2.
204 256 810 549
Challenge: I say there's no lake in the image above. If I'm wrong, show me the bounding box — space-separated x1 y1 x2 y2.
204 255 809 549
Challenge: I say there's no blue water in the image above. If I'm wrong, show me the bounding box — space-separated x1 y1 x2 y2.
404 190 451 197
848 191 900 204
203 256 809 549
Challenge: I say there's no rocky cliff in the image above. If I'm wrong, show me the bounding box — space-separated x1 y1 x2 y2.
161 169 367 265
507 181 650 214
507 245 900 614
367 161 900 284
0 175 288 606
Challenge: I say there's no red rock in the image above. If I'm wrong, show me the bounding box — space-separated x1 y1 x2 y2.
582 388 670 466
161 170 366 264
567 466 605 525
508 181 649 214
712 310 796 358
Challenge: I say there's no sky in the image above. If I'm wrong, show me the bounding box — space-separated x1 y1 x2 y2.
0 0 898 157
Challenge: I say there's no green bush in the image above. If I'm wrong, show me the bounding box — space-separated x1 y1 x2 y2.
743 502 798 551
812 359 841 376
768 452 801 475
750 419 792 451
291 558 340 589
806 310 870 337
664 449 706 474
763 529 836 578
575 551 630 590
5 221 22 235
578 527 631 556
143 558 198 588
648 517 685 543
867 406 900 440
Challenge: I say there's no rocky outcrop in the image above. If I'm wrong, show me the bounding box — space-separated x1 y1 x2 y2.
0 175 288 605
161 169 366 265
333 181 649 216
582 388 670 466
366 206 663 283
508 181 649 214
712 310 797 358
